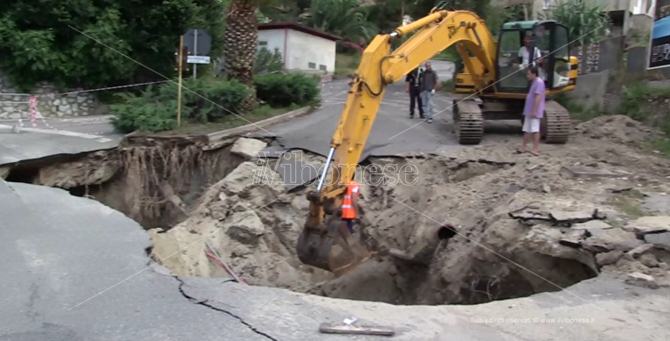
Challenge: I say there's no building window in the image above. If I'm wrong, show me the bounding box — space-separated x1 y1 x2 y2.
308 62 316 69
258 41 268 46
319 64 327 71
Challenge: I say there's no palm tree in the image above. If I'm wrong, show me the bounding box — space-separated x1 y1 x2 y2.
223 0 261 111
301 0 378 47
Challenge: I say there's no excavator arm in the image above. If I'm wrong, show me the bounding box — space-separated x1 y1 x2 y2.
298 10 497 272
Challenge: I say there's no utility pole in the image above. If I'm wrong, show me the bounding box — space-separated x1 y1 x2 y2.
177 35 184 128
193 29 198 79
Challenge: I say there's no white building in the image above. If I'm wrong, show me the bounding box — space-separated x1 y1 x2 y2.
257 22 339 74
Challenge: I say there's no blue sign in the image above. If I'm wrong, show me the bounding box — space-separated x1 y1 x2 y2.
649 0 670 69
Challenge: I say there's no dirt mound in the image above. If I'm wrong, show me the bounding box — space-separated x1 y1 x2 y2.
150 160 334 291
576 115 658 146
148 124 670 305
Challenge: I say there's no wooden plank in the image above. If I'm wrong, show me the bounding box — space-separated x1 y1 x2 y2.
319 323 395 336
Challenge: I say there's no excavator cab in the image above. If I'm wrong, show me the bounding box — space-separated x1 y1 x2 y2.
495 21 574 93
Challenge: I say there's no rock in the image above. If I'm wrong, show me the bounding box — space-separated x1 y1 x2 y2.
542 184 551 193
639 253 659 268
628 244 656 258
0 166 9 179
561 166 629 179
224 210 265 244
230 138 267 160
644 232 670 251
550 209 603 223
626 216 670 235
625 272 659 289
582 228 642 252
519 226 598 274
36 152 121 188
596 250 623 266
221 161 283 196
572 220 612 231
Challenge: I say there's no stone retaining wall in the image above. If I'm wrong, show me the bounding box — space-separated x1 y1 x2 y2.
0 72 99 119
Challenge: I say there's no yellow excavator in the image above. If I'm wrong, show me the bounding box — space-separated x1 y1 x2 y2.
297 8 579 272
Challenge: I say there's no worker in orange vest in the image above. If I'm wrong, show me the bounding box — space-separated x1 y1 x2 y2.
341 180 360 234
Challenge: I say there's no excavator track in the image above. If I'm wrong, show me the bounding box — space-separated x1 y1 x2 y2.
542 100 571 144
453 99 483 145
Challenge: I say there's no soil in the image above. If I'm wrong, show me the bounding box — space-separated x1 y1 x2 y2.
5 115 670 305
149 115 670 305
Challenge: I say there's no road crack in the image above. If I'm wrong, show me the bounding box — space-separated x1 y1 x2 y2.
174 276 278 341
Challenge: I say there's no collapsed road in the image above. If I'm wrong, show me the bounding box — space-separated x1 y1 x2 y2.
2 177 670 340
2 79 670 339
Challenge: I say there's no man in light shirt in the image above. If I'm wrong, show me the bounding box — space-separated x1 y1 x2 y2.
519 33 542 68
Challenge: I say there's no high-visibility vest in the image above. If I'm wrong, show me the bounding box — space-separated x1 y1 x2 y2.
341 181 360 219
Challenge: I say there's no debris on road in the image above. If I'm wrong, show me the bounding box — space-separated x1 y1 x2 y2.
625 272 659 289
230 137 267 160
319 321 395 337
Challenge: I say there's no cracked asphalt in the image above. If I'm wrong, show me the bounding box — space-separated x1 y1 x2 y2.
2 61 670 340
2 180 670 340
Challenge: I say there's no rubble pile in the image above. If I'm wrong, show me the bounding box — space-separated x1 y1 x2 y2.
151 114 670 304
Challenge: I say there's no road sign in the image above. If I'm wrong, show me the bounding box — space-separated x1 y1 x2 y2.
183 28 212 56
649 0 670 69
187 56 211 64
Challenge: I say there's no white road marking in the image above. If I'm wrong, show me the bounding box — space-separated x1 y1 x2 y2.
0 124 112 143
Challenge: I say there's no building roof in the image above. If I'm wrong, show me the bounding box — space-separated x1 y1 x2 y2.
258 22 341 41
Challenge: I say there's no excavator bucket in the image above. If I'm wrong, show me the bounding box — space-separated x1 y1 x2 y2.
297 214 371 274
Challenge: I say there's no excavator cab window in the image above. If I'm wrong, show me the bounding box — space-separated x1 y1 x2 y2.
495 21 572 92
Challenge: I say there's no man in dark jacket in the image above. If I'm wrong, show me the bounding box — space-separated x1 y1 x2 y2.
419 62 438 124
405 68 424 119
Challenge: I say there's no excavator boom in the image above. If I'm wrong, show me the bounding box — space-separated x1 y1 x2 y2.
298 9 499 272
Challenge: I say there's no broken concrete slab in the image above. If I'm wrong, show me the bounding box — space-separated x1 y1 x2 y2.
644 232 670 251
225 210 265 244
220 161 283 199
519 226 598 274
561 166 630 179
625 272 659 289
230 137 267 160
550 209 605 224
628 244 656 258
596 251 624 267
625 216 670 235
509 205 605 226
583 228 643 252
572 220 613 231
639 253 660 268
642 193 670 215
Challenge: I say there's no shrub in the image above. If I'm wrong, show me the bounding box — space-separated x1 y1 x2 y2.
254 72 319 107
159 78 249 122
111 78 248 133
254 47 284 75
111 90 181 133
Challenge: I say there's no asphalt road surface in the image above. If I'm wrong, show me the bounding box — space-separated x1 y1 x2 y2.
260 61 463 158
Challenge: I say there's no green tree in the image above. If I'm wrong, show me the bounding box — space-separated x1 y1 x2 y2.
0 0 226 90
222 0 266 111
409 0 491 19
542 0 609 47
301 0 378 45
368 0 407 33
